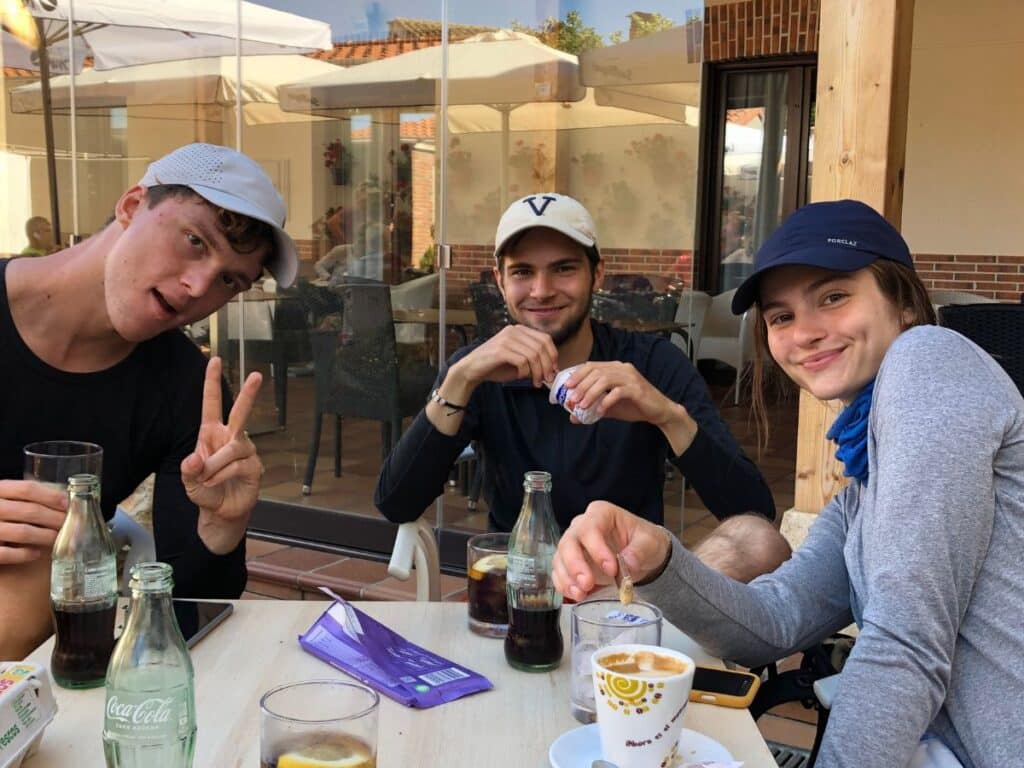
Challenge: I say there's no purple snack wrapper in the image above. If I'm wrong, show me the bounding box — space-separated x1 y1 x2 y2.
298 596 493 708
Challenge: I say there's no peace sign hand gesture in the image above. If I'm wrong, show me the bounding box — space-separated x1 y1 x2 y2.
180 357 265 555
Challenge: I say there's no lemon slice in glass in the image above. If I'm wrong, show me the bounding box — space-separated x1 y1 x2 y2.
469 553 507 580
275 741 373 768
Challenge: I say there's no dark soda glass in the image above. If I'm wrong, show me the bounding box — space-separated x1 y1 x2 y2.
468 560 508 626
50 599 117 688
504 605 563 671
467 535 510 637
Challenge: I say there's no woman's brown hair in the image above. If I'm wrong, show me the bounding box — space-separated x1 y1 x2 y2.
750 260 937 449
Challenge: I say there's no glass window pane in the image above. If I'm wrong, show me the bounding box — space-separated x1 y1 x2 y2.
718 70 789 292
239 2 444 538
444 1 704 543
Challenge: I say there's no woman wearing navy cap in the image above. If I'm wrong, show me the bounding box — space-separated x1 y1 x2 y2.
552 199 1024 768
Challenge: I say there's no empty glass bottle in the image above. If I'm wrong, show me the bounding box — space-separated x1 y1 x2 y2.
49 473 117 689
504 471 564 671
103 562 195 768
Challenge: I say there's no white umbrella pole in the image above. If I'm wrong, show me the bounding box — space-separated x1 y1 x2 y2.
499 107 510 210
234 3 246 383
69 0 79 242
35 17 61 241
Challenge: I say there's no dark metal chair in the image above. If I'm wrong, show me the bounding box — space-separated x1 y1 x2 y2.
300 282 436 495
468 282 509 341
938 303 1024 393
591 290 679 325
226 289 311 428
603 273 654 292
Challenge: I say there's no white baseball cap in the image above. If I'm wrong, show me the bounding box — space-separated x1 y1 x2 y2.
138 143 298 288
493 193 599 260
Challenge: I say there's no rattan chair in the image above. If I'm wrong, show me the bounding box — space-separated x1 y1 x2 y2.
938 303 1024 393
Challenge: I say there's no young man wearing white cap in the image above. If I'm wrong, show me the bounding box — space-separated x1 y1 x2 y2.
377 194 787 578
0 143 299 658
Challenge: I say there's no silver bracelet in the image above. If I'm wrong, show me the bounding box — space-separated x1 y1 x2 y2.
428 388 467 415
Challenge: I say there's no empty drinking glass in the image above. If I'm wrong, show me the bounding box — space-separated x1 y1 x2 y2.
570 598 662 723
260 680 379 768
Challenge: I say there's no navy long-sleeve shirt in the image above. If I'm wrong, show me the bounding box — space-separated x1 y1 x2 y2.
376 321 774 531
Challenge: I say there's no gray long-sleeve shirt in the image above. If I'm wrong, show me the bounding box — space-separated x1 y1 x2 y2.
643 325 1024 768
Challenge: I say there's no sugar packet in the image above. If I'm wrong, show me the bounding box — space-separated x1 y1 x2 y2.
298 592 492 708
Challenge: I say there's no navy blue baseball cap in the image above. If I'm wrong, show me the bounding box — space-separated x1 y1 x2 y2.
731 199 914 314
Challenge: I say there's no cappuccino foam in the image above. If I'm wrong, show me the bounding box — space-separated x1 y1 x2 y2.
597 649 688 678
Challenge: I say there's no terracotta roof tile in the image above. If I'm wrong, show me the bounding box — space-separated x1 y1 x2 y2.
2 66 36 77
310 37 442 66
351 116 435 141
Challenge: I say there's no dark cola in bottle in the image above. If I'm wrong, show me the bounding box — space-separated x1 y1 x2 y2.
504 471 563 671
49 473 118 689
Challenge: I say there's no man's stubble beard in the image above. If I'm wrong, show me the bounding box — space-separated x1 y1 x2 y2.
508 291 594 348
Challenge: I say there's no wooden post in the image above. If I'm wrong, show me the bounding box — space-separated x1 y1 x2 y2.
793 0 915 513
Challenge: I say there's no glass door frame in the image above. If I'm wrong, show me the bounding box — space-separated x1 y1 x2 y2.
693 56 816 294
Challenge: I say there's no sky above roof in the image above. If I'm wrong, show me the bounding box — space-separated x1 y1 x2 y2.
256 1 703 43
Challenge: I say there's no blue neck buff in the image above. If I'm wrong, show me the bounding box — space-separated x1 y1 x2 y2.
826 379 875 486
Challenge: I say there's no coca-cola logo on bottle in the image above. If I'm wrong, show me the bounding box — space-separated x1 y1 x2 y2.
106 696 175 727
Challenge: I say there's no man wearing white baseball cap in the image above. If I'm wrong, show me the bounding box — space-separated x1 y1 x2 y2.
377 194 788 580
0 143 290 658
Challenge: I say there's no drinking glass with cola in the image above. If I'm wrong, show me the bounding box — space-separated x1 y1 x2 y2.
467 532 509 638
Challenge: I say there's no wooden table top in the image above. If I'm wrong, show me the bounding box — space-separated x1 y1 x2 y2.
24 601 775 767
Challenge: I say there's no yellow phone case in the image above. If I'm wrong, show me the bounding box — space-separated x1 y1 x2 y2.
688 667 761 708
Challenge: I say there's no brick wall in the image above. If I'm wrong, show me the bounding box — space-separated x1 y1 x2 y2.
704 0 819 61
443 246 694 308
914 254 1024 302
411 148 434 265
704 0 1022 299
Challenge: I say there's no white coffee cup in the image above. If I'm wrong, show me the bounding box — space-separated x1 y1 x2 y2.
591 644 695 768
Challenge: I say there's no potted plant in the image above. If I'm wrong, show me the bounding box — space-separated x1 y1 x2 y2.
324 138 353 186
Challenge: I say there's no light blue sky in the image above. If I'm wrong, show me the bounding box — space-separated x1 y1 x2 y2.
258 1 704 43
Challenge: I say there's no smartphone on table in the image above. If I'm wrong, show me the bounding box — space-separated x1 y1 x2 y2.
689 665 761 708
173 600 234 648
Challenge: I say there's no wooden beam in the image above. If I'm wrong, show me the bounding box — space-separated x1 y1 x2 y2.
794 0 915 513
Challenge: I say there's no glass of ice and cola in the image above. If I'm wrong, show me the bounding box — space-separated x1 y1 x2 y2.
466 532 509 638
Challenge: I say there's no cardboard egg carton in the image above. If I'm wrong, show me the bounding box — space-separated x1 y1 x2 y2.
0 663 58 768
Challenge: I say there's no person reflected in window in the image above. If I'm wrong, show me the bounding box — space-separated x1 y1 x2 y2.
21 216 57 257
376 194 785 582
554 200 1024 768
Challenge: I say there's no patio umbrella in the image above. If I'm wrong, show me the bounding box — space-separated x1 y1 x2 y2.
278 29 587 210
579 25 701 124
10 54 340 126
2 0 331 239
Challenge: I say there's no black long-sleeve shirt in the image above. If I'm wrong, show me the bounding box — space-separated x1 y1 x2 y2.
376 321 774 531
0 259 246 598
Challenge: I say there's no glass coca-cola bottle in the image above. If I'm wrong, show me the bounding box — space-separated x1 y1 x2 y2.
504 470 564 672
49 473 117 689
103 562 195 768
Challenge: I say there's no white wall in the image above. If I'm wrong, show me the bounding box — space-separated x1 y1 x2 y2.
903 0 1024 255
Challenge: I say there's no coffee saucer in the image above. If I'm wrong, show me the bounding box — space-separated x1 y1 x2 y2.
548 722 733 767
